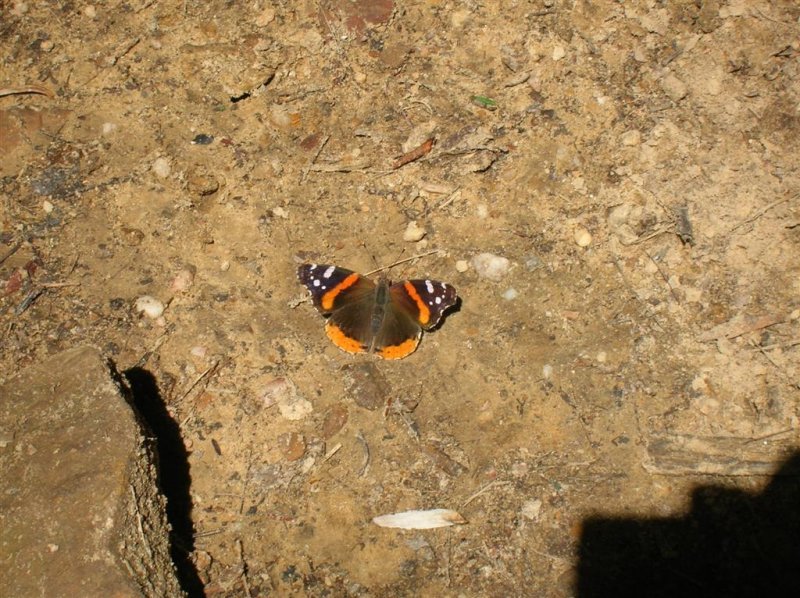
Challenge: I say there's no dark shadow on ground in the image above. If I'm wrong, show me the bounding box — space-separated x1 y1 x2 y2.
124 367 205 598
577 452 800 597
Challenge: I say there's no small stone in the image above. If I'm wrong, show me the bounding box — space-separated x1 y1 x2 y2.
596 351 607 363
42 200 54 214
552 46 566 61
455 260 469 273
272 206 289 219
171 268 195 293
220 260 230 272
542 364 553 379
83 5 96 18
263 378 313 421
101 122 117 135
574 228 592 247
134 296 165 319
40 39 54 52
255 6 275 26
187 170 219 196
661 74 688 102
152 157 171 178
403 220 426 242
277 432 305 461
621 130 642 146
471 253 510 282
353 70 367 84
502 288 519 301
476 204 489 218
521 498 542 521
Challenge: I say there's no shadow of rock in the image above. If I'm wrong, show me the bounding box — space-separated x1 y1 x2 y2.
577 452 800 597
124 367 205 598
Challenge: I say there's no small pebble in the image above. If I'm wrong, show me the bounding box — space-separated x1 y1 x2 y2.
455 259 469 273
134 295 165 319
171 268 195 292
661 73 688 102
190 346 207 358
403 220 426 242
542 364 553 379
476 204 489 218
42 200 54 214
220 260 230 272
596 351 607 363
574 227 592 247
40 39 54 52
521 499 543 521
552 46 566 61
471 253 510 281
152 157 171 178
83 5 96 18
502 288 519 301
621 130 641 146
272 206 289 219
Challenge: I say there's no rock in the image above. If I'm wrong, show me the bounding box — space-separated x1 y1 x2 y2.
135 295 165 319
574 227 592 247
403 220 426 242
0 346 183 597
661 74 688 102
455 259 469 273
471 253 510 281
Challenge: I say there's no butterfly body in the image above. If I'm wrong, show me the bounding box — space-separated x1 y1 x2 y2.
297 264 457 359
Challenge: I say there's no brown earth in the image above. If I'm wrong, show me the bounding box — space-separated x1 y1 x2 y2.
2 1 799 596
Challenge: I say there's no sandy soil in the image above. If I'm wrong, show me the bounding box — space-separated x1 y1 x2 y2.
2 1 799 596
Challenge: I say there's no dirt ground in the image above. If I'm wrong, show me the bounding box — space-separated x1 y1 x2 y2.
2 1 799 596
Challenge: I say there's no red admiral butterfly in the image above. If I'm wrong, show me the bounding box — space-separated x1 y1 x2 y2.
298 264 457 359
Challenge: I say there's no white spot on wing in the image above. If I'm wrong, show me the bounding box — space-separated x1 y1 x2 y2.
425 280 434 294
313 279 321 287
323 265 335 279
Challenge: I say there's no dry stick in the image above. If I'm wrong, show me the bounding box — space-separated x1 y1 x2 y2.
237 539 253 598
619 225 673 246
0 240 22 265
644 249 680 303
730 194 795 232
130 484 154 561
461 480 513 508
301 134 330 182
749 338 780 368
355 431 370 477
0 85 53 98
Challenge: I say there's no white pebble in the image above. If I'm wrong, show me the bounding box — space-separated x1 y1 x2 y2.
272 206 289 219
190 346 207 358
542 364 553 379
403 220 427 242
596 351 607 363
471 253 510 281
134 295 165 319
502 288 519 301
521 499 542 521
83 5 96 18
152 157 171 178
101 122 117 135
552 46 566 61
476 204 488 218
574 227 592 247
455 259 469 273
42 200 54 214
220 260 230 272
621 130 641 146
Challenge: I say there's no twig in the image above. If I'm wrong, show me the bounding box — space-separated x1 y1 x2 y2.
237 538 253 598
307 160 371 173
321 442 342 464
0 240 23 265
0 85 53 98
393 137 435 169
178 360 220 403
618 225 673 246
355 431 370 477
461 480 513 508
301 134 330 182
749 339 779 368
749 338 800 352
730 194 795 232
130 484 154 560
644 249 680 303
14 288 43 315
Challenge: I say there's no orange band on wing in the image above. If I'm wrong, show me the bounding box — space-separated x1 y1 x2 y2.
321 273 360 311
402 281 430 325
378 337 420 360
325 322 366 354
